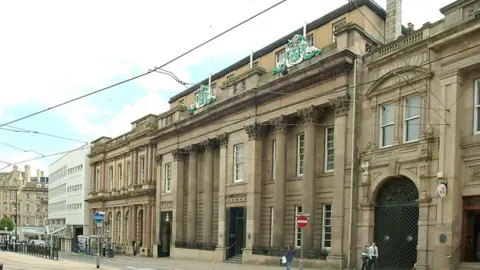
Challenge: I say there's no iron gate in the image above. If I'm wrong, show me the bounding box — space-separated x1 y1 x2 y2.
374 177 419 270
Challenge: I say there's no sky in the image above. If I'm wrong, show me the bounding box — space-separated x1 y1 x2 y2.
0 0 453 176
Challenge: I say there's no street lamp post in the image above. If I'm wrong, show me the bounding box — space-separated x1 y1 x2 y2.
15 189 18 250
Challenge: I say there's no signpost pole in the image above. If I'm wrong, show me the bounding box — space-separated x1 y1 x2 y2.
300 229 304 270
93 211 104 269
295 213 309 270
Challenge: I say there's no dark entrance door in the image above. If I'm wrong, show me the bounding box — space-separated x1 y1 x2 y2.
461 196 480 262
226 207 246 259
158 211 172 257
374 177 419 269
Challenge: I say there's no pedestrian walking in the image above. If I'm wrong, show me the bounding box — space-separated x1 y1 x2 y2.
283 244 294 270
361 244 370 270
368 242 378 270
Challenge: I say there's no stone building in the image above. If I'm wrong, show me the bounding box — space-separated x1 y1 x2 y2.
0 165 49 241
87 0 480 269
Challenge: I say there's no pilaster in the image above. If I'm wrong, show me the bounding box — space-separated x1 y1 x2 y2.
146 203 152 248
142 204 147 246
244 123 267 250
216 133 228 253
202 138 217 244
297 106 324 249
171 148 186 244
270 115 288 247
328 95 349 264
186 144 201 242
155 154 162 245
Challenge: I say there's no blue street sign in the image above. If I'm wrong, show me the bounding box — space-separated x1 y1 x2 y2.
93 212 104 223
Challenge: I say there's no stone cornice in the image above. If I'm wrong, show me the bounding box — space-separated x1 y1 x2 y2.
85 188 155 203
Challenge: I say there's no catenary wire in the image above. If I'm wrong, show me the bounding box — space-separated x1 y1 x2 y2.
0 141 45 157
0 0 287 129
348 0 448 111
0 125 89 144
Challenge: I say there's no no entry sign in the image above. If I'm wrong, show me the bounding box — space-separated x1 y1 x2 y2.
296 215 308 229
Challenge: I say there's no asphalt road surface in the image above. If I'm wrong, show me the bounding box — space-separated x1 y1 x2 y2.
58 252 295 270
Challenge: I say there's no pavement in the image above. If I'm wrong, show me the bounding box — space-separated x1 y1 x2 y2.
57 251 308 270
0 251 117 270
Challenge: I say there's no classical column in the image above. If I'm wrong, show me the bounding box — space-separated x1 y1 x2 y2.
202 138 217 244
216 133 228 250
171 149 186 244
145 145 150 184
146 203 152 248
90 209 94 234
155 154 162 245
133 149 138 185
131 205 137 243
91 163 95 193
297 106 323 250
101 161 105 191
245 123 267 250
328 95 349 260
151 203 156 250
129 152 134 186
142 204 147 246
186 144 201 242
270 115 288 247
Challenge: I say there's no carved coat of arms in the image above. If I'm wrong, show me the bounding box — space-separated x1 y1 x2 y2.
189 85 216 115
273 34 321 75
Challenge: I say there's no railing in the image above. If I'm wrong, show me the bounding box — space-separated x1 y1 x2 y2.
174 241 216 251
252 246 328 260
2 243 59 260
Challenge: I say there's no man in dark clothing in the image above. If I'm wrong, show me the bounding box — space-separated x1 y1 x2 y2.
284 244 294 270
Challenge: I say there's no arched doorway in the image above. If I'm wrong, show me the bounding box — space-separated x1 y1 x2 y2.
374 176 419 269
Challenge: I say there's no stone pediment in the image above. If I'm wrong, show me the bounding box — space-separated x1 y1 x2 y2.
365 66 433 98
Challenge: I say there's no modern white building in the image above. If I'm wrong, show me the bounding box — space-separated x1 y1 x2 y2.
48 147 91 251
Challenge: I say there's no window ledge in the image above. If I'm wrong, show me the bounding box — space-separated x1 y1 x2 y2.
227 181 246 187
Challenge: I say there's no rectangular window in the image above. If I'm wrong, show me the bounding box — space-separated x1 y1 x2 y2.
322 204 332 250
227 74 235 81
296 134 305 176
272 140 276 181
325 127 335 172
118 164 123 187
179 99 185 106
127 162 131 185
140 157 145 183
332 18 346 43
306 34 314 47
165 163 172 193
404 96 421 142
108 166 113 189
270 207 274 247
210 83 217 96
475 80 480 134
234 143 244 182
295 205 303 248
380 103 395 147
275 49 285 66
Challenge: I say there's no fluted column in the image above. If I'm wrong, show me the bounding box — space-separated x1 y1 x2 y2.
142 204 147 246
216 133 228 250
155 154 162 245
146 203 152 248
245 123 267 250
202 139 217 244
186 144 201 242
150 203 156 249
91 163 95 193
131 205 137 243
329 95 349 260
270 115 288 247
171 149 186 244
297 106 323 250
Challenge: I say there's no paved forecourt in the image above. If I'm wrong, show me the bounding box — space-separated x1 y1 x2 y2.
0 252 118 270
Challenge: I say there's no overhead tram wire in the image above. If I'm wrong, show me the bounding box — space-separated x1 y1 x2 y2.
347 0 449 126
0 125 89 144
0 0 287 129
0 141 45 157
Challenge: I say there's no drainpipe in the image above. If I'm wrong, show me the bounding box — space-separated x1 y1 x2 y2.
347 57 357 269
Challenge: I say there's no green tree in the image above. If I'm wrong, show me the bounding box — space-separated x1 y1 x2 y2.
0 217 15 231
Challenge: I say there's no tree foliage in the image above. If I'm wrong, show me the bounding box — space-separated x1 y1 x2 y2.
0 217 15 231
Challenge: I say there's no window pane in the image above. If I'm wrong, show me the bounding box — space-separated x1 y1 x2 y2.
477 81 480 105
381 104 395 124
405 96 421 118
406 118 420 141
382 125 394 146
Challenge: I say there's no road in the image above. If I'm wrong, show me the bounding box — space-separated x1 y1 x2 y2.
58 252 298 270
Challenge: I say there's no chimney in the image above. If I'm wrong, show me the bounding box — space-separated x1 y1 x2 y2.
25 165 31 182
40 171 44 177
385 0 402 43
37 169 41 179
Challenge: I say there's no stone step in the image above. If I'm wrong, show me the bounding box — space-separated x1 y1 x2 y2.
457 262 480 270
226 255 243 264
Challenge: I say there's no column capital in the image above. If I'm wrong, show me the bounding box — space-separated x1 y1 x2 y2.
245 122 268 141
297 105 324 125
155 154 162 165
171 149 186 161
185 144 202 155
201 138 218 152
270 115 288 134
216 133 228 148
329 94 350 118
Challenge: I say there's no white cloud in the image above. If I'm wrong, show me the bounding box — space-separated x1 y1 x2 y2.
0 151 49 176
0 0 453 141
